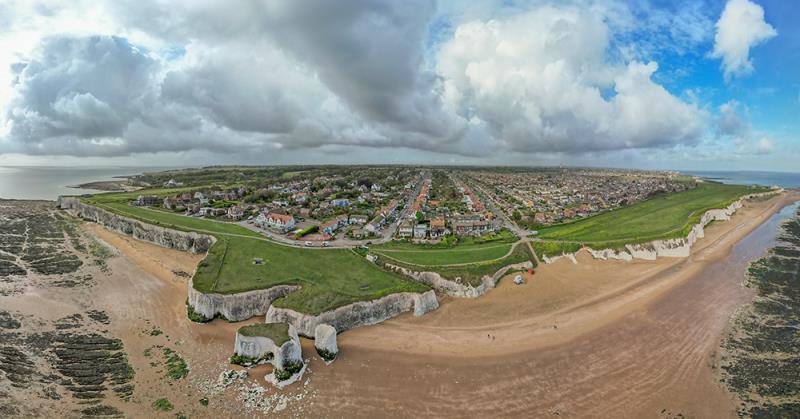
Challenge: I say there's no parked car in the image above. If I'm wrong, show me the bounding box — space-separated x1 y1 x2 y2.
304 241 312 247
322 242 330 247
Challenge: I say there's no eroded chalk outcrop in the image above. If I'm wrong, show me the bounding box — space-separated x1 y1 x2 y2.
384 261 534 298
234 323 305 387
188 280 299 322
540 191 778 264
314 324 338 363
265 290 439 337
234 323 302 371
58 197 214 254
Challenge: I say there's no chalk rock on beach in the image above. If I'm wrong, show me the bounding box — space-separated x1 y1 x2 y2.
314 324 338 362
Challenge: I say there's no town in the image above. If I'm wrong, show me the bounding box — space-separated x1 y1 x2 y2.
125 166 695 245
463 168 692 230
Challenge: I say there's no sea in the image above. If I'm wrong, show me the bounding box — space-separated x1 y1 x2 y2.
687 170 800 189
0 166 170 200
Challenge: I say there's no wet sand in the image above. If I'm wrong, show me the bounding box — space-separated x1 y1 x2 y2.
21 191 794 417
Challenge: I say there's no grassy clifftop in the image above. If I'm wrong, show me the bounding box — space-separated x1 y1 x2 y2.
536 182 770 246
79 191 428 315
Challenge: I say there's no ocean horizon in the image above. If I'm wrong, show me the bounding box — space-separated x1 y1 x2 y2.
686 170 800 189
0 166 173 200
1 166 798 201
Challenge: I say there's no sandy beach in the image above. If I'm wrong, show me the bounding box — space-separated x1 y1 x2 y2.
3 191 796 417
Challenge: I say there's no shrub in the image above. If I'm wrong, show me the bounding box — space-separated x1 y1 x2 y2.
316 347 337 362
186 300 211 323
274 360 304 381
153 398 174 412
294 225 319 239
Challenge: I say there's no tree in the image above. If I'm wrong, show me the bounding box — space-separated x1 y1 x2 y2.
415 211 424 223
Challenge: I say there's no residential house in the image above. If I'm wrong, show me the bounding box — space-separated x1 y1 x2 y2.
194 192 209 205
163 197 178 210
320 219 340 235
135 195 160 207
429 218 447 238
349 214 368 225
452 220 492 236
563 208 576 219
256 212 296 232
413 223 428 239
227 205 245 220
163 179 184 188
330 198 351 207
292 192 308 203
397 220 414 238
365 220 381 234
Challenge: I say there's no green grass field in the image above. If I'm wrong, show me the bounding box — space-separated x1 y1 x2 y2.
80 191 429 315
536 182 768 245
373 243 513 266
371 229 518 266
380 242 535 286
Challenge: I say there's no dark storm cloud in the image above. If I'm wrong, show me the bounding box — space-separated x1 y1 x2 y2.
7 36 154 145
259 0 455 137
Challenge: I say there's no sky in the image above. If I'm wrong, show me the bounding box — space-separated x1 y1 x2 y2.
0 0 797 171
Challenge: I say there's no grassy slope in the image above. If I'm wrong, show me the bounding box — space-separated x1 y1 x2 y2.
371 229 517 265
536 182 767 245
530 241 583 259
383 242 535 287
81 191 428 315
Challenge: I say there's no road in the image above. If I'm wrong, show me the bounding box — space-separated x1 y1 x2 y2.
236 171 428 249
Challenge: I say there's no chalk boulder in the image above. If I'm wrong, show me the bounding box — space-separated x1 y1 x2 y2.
314 324 338 362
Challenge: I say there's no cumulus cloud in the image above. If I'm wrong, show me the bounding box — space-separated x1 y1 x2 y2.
5 36 157 155
710 0 776 80
436 6 705 153
1 1 709 159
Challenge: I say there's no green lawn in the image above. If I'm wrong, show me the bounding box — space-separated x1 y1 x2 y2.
371 229 518 266
80 190 429 316
381 242 535 286
536 182 769 244
373 243 513 266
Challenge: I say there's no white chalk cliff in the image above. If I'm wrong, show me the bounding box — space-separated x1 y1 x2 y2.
384 261 534 298
266 290 439 337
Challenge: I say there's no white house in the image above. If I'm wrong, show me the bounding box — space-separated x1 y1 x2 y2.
255 212 296 232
